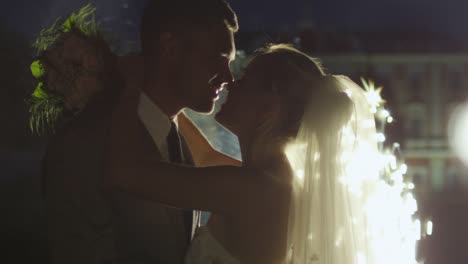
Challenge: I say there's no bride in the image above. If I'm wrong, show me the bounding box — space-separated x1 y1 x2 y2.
106 44 377 264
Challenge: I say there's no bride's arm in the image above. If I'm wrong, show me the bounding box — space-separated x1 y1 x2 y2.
105 159 271 216
104 99 277 216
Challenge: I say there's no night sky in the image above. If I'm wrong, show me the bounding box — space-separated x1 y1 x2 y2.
2 0 468 39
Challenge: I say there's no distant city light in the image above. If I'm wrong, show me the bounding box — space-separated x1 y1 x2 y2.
448 102 468 166
426 220 433 236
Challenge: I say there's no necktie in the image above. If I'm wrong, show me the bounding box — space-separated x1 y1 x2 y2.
166 121 193 243
167 121 183 163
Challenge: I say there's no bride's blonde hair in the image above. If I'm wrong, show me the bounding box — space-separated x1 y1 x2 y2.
247 44 353 163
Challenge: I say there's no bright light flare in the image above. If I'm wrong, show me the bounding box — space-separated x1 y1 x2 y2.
361 78 385 113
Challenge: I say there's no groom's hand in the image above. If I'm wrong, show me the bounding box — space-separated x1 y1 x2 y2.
178 113 241 168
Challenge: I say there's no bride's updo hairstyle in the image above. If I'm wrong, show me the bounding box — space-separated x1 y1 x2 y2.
248 44 353 161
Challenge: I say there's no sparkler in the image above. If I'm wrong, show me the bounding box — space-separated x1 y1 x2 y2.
286 78 422 263
354 78 421 263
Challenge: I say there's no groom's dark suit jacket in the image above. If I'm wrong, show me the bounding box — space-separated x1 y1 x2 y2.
43 77 193 264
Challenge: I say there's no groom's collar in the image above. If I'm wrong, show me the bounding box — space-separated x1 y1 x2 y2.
138 92 177 160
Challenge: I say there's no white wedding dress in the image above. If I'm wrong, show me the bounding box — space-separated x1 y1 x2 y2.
185 226 240 264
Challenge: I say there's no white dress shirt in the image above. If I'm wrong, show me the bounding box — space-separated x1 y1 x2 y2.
138 92 177 161
137 92 200 240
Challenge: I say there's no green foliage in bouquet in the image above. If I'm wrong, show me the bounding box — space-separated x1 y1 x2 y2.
29 4 99 135
32 4 98 54
29 81 63 134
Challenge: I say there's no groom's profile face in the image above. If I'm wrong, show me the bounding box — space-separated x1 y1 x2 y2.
176 23 236 114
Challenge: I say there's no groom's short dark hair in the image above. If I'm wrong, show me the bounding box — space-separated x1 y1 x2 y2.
140 0 238 60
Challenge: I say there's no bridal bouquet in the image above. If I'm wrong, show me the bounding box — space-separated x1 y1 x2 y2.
29 4 115 134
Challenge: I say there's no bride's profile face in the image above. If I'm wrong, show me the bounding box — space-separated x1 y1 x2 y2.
215 57 279 136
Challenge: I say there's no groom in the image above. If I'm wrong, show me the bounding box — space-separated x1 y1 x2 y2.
42 0 238 263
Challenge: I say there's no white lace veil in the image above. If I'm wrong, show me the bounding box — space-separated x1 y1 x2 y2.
284 75 380 264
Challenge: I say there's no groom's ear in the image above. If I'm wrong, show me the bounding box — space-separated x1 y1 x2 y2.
159 32 181 61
